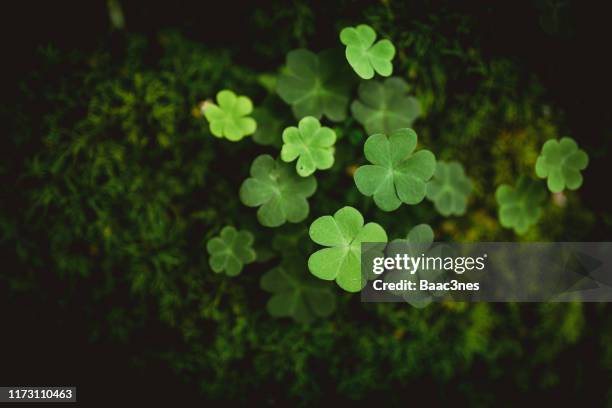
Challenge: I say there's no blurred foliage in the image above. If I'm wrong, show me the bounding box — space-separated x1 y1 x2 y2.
535 137 589 192
426 161 473 216
351 77 421 134
206 226 256 276
1 0 611 404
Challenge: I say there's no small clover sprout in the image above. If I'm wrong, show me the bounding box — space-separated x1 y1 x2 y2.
206 226 256 276
261 256 336 324
351 77 421 135
276 49 351 122
535 137 589 193
308 206 387 292
251 107 283 147
239 154 317 227
426 161 473 216
354 128 436 212
203 90 257 141
281 116 336 177
496 177 547 234
339 24 395 79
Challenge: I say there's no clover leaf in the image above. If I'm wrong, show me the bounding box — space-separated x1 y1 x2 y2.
426 161 473 216
239 154 317 227
261 256 336 324
281 116 336 177
206 226 256 276
354 128 436 212
351 77 421 135
203 90 257 141
308 206 387 292
535 137 589 193
339 24 395 79
276 49 351 122
495 177 547 234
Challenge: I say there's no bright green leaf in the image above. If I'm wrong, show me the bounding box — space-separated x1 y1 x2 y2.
281 116 336 177
351 77 421 135
495 177 547 234
426 161 473 216
276 49 351 122
239 155 317 227
206 226 256 276
308 206 387 292
339 24 396 79
261 255 336 324
354 128 436 211
535 137 589 193
203 90 257 141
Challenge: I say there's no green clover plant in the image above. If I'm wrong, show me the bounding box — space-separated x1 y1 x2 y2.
276 49 351 122
426 161 473 216
354 128 436 211
203 90 257 141
535 137 589 193
261 256 336 324
206 226 256 276
281 116 336 177
496 177 547 234
351 77 421 135
239 154 317 227
308 206 387 292
339 24 396 79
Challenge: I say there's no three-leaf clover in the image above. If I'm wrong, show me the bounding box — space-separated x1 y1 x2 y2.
354 128 436 211
339 24 395 79
308 206 387 292
203 90 257 141
276 49 351 122
426 161 473 216
206 226 256 276
239 154 317 227
281 116 336 177
496 177 547 234
351 77 421 135
535 137 589 193
261 256 336 324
